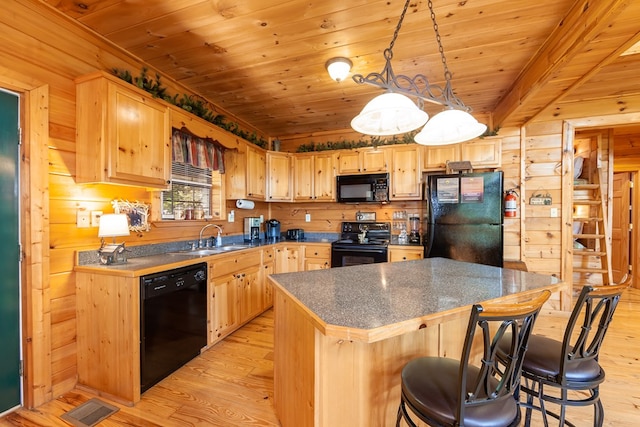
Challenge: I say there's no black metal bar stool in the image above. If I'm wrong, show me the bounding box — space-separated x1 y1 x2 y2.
396 290 551 427
508 281 630 426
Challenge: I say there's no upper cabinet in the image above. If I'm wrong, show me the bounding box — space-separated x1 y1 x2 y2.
336 148 388 174
267 152 292 201
293 152 336 202
390 145 422 200
460 138 501 168
421 138 501 171
75 72 171 189
226 144 266 200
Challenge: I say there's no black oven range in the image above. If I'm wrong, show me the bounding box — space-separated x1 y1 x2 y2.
331 221 391 267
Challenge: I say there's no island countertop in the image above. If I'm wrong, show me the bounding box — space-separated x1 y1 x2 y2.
269 257 562 343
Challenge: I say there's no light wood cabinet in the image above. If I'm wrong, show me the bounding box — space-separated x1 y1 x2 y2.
303 244 331 270
247 145 267 199
336 148 388 174
225 145 266 200
390 145 422 200
75 71 171 189
210 268 240 344
267 152 292 201
238 264 263 323
262 248 275 308
275 245 302 273
421 139 501 171
76 272 140 404
210 250 270 343
293 152 336 201
460 138 501 168
423 144 460 171
388 246 424 262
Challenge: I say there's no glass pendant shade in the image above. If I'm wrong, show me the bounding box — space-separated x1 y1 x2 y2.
351 93 429 136
414 109 487 145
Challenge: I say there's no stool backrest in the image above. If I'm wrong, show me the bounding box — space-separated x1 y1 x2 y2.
559 282 629 382
458 290 550 420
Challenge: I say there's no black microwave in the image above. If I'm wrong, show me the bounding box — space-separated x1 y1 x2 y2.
337 173 389 203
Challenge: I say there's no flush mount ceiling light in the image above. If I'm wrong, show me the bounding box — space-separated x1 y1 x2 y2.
351 0 486 143
325 57 353 82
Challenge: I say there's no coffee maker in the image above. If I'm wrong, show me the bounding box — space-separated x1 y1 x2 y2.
244 217 261 243
265 219 281 242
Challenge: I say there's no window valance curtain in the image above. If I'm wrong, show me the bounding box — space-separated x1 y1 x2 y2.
171 127 225 173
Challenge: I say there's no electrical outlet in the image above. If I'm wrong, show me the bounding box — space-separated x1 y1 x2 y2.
91 211 103 227
228 209 235 222
76 209 90 228
305 213 311 222
550 207 558 218
259 214 264 223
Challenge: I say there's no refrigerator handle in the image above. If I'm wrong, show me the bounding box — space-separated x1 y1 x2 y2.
424 222 435 258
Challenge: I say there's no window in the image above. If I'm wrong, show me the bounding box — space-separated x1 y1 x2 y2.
161 127 226 220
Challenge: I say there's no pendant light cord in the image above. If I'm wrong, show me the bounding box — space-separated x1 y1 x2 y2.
428 0 453 83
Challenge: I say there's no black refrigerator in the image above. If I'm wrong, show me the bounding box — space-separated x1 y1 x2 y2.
424 171 504 267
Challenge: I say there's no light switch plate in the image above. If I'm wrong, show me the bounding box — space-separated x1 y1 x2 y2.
91 211 103 227
305 213 311 222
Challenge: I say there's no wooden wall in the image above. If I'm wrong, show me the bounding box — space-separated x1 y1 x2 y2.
3 0 637 410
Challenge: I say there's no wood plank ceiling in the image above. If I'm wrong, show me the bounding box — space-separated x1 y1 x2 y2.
45 0 640 139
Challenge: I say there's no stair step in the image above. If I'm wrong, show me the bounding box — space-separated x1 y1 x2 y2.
574 267 609 274
574 233 606 239
574 184 599 190
572 217 604 222
573 199 601 205
573 250 606 257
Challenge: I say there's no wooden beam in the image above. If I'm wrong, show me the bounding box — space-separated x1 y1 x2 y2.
493 0 633 128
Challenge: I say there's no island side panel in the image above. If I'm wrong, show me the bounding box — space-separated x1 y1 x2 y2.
76 272 140 404
273 289 316 426
315 324 441 426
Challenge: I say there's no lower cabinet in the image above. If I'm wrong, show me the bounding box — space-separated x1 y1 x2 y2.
275 244 302 273
388 246 424 262
303 244 331 270
209 250 267 345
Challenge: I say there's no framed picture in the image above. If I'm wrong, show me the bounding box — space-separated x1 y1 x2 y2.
113 200 150 232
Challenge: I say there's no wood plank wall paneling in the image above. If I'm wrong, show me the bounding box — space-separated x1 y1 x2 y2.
5 0 639 410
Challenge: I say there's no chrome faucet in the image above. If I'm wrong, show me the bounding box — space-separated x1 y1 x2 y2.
199 223 223 248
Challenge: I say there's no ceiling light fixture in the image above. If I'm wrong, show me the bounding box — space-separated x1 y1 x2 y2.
325 57 353 82
351 0 486 144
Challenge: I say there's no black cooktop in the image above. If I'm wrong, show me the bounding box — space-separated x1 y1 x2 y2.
333 221 391 246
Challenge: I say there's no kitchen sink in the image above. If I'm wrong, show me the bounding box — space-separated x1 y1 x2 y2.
167 244 254 256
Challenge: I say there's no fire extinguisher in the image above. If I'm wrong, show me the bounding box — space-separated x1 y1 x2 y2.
504 189 518 217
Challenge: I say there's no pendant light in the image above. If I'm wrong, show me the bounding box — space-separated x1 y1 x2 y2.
351 0 486 144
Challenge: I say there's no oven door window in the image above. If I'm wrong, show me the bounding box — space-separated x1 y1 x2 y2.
331 247 388 267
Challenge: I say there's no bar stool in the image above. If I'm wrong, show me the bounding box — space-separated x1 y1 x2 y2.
396 290 551 427
509 281 630 426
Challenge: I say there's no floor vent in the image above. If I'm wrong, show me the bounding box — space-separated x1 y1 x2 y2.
60 398 119 427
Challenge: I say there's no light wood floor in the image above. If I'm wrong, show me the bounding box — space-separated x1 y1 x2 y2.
2 289 639 427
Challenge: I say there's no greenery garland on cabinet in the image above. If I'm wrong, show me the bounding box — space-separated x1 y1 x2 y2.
111 67 269 149
111 67 499 153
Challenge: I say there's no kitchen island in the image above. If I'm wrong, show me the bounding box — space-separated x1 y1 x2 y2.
267 257 564 427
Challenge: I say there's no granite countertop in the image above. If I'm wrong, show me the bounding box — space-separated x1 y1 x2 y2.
75 235 336 277
269 257 562 341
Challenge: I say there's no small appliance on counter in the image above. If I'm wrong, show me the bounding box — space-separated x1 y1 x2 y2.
408 214 421 244
286 228 305 241
265 219 281 242
244 217 261 243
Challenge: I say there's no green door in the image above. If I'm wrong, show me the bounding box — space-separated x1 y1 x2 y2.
0 89 21 413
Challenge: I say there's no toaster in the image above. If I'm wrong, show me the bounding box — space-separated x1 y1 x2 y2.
286 229 305 241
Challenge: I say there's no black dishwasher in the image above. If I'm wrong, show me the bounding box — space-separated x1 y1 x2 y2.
140 262 207 392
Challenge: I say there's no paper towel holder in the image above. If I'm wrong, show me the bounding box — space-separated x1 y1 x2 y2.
236 199 255 210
